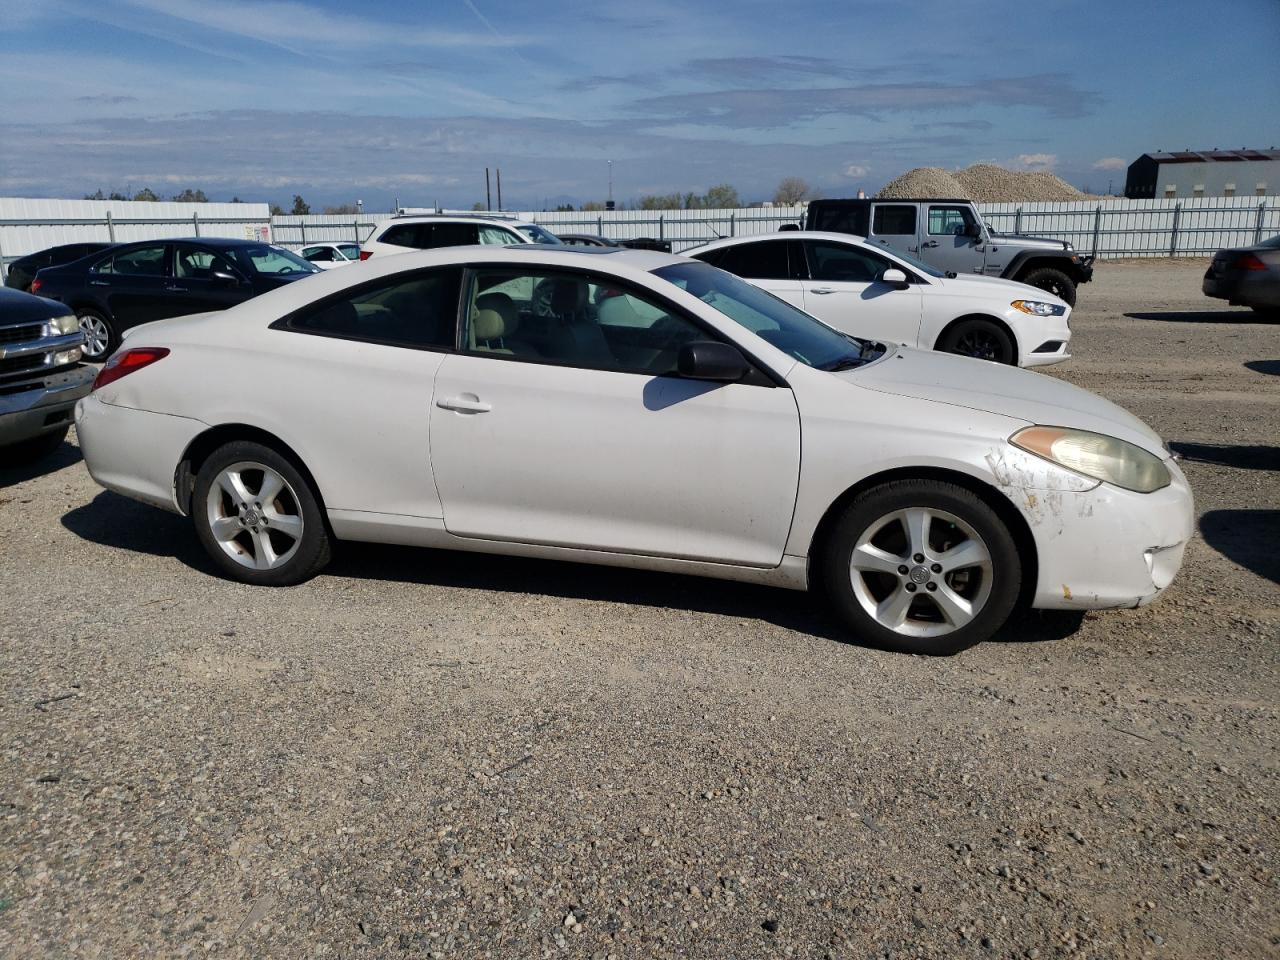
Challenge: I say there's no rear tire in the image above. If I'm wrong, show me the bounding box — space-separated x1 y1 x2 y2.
0 426 69 466
192 440 331 586
77 309 116 361
937 318 1016 365
1018 267 1076 307
820 479 1022 655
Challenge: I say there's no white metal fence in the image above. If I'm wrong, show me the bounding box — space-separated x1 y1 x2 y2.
3 195 1278 282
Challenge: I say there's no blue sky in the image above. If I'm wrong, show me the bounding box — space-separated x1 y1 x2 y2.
1 0 1277 209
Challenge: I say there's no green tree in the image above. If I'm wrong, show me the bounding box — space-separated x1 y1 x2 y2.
269 203 286 216
132 187 160 202
322 203 359 214
84 189 106 200
581 201 605 211
471 201 486 211
703 184 740 208
290 194 311 215
171 188 209 202
638 193 682 210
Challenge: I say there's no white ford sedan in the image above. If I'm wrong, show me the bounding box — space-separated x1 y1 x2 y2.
75 246 1192 655
686 232 1072 367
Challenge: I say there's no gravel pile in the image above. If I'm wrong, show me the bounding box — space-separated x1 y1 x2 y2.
875 166 967 199
956 163 1087 202
876 163 1088 202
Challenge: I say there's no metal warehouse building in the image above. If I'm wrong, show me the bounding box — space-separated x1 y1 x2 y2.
1125 148 1280 199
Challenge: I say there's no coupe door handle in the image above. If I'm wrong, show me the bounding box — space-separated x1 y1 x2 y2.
165 285 188 292
921 240 939 248
809 287 836 295
437 395 492 414
89 280 110 286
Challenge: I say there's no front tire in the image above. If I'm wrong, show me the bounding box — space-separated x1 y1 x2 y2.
77 309 116 361
192 441 331 586
820 479 1022 655
937 318 1016 365
1018 267 1076 307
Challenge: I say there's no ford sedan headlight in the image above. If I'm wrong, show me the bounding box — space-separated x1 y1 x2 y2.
1011 300 1067 317
47 314 79 336
1011 426 1171 493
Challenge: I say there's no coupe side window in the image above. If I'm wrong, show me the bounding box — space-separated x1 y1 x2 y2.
175 247 239 279
928 206 975 236
302 247 335 262
283 268 463 349
872 205 917 237
462 269 706 376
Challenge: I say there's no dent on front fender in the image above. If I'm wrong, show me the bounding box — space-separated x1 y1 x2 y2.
983 444 1097 527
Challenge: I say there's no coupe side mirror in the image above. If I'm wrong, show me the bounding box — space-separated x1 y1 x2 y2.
209 270 240 287
881 268 910 290
677 341 747 382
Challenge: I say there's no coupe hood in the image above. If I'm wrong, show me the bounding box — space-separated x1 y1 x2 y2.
850 346 1168 456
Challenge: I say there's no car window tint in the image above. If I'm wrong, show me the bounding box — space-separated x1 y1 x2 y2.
430 223 479 247
109 245 167 277
809 206 866 235
872 205 916 236
288 267 462 348
928 206 974 236
338 244 361 259
463 269 706 376
804 241 889 283
175 247 238 279
303 247 335 261
715 240 792 280
379 223 424 248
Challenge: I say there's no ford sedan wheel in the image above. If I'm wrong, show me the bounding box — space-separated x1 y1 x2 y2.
192 440 331 585
823 479 1021 655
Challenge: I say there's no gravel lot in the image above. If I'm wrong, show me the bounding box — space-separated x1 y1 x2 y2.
2 260 1276 959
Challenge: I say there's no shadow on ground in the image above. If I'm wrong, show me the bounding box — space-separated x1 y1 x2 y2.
1169 442 1280 471
61 491 1085 653
1200 510 1280 584
0 438 82 488
1125 310 1269 324
1245 360 1280 376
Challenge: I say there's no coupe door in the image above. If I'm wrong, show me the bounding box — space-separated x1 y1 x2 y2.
429 267 802 567
706 240 807 310
800 240 924 345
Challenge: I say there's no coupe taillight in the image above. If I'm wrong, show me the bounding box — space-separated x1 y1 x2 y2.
1237 253 1267 271
30 278 43 293
359 250 372 261
93 347 170 390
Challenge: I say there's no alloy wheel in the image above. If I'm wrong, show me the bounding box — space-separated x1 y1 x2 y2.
849 507 993 638
954 328 1002 362
205 461 305 571
79 314 109 359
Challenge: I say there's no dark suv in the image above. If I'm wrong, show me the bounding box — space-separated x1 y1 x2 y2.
805 198 1093 305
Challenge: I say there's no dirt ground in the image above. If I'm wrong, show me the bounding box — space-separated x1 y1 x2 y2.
1 259 1276 959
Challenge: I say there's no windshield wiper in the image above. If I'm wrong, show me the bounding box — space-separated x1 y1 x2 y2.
822 356 865 372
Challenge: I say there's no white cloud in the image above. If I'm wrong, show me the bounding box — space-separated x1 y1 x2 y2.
1016 153 1057 169
842 164 869 178
1092 156 1128 170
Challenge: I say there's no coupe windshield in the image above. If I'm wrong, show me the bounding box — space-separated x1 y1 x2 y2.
653 262 872 371
232 245 319 276
519 224 565 245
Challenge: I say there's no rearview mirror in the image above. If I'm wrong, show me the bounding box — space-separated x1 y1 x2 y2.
678 341 747 382
881 268 910 290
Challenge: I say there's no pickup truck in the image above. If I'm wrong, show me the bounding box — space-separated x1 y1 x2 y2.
0 288 95 463
804 197 1094 305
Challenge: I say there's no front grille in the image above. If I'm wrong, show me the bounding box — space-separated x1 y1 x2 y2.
0 354 47 378
0 322 44 345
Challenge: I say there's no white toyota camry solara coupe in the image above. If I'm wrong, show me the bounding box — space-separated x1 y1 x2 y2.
75 245 1193 655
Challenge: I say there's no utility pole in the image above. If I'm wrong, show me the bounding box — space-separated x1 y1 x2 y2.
607 160 614 211
485 168 491 211
496 168 502 211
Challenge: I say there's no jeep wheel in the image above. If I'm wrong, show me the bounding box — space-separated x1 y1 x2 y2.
1019 267 1076 307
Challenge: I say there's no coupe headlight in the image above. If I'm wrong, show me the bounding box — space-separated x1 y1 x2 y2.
47 314 79 336
1011 299 1067 317
1011 426 1171 493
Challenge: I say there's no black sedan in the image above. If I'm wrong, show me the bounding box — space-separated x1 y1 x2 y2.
32 237 321 360
1203 235 1280 319
4 242 115 292
556 233 673 253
